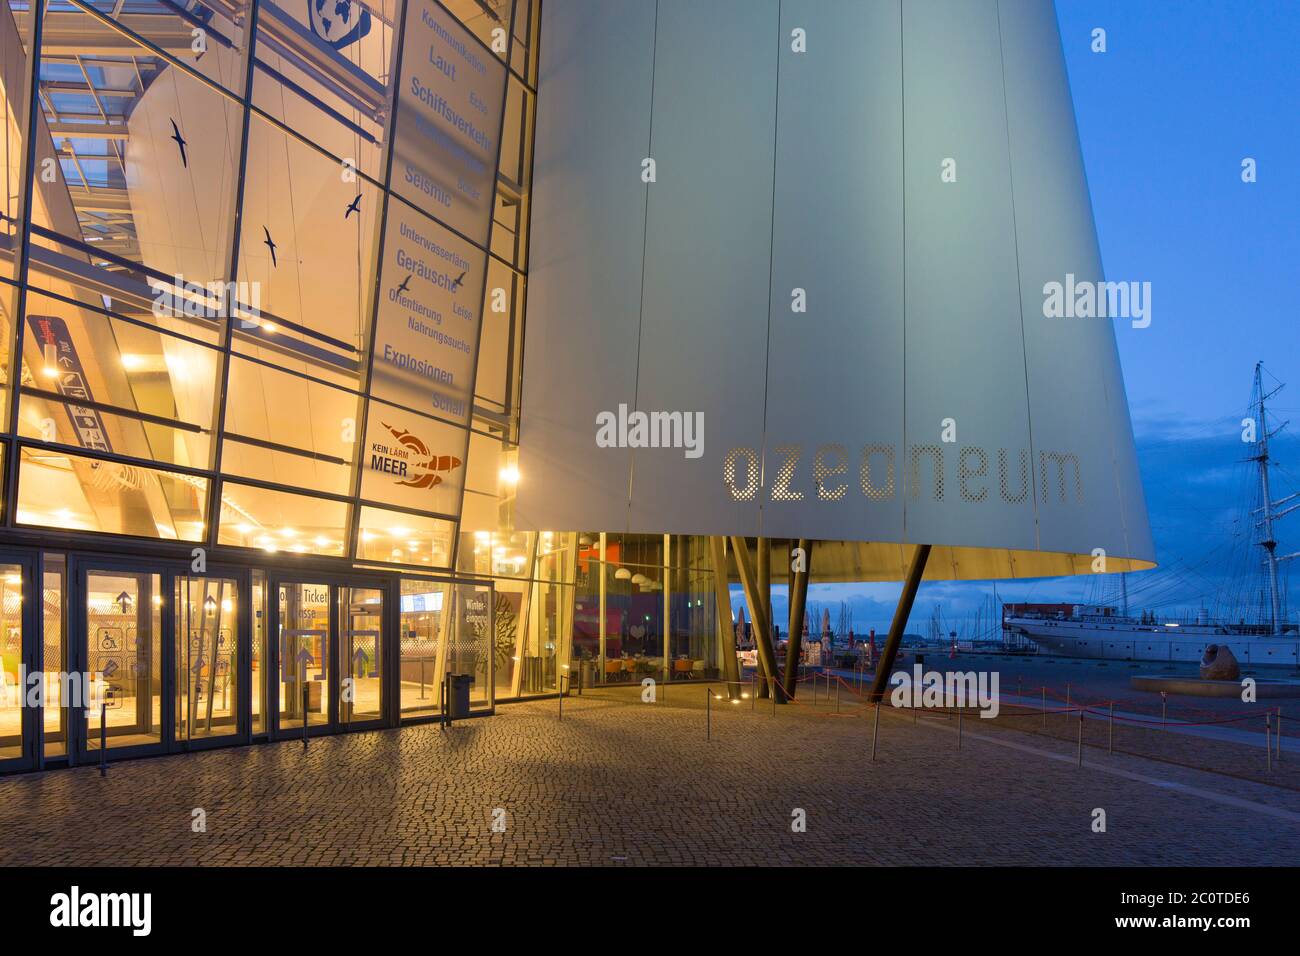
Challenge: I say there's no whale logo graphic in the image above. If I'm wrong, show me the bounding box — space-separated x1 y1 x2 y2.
382 422 461 490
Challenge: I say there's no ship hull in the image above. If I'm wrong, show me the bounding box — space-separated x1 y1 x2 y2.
1006 618 1300 666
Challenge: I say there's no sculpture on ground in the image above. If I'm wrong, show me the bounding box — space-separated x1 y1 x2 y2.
1199 644 1241 681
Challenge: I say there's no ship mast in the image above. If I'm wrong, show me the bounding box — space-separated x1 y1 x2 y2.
1253 362 1288 636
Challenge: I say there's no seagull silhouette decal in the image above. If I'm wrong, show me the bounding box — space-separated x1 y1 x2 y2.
395 274 412 295
450 270 466 291
262 226 277 267
169 119 188 168
382 422 461 490
344 194 361 218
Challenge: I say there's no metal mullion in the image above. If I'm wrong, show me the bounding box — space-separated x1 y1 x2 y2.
218 472 357 508
507 16 540 442
5 0 51 530
60 0 245 106
205 0 262 551
15 438 214 483
20 386 208 434
355 495 460 524
447 4 518 575
19 282 223 352
345 0 411 563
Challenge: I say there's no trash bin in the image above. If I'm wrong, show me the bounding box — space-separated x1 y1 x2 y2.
447 674 473 719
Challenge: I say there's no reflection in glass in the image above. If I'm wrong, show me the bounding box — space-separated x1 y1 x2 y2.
26 6 242 320
220 355 360 495
356 504 454 567
251 569 267 734
216 481 348 556
0 564 23 759
175 575 238 741
20 291 219 469
17 446 208 540
278 582 329 727
42 554 68 757
398 577 447 717
340 586 382 722
85 570 162 750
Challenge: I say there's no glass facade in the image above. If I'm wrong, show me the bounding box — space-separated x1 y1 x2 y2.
0 0 732 773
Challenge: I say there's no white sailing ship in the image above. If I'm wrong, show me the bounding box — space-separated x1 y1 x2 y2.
1003 364 1298 666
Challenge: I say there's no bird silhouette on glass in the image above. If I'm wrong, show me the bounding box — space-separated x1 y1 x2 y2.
262 226 277 267
169 119 188 168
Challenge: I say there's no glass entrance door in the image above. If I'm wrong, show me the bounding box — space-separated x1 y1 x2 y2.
0 560 34 767
175 576 239 744
277 582 332 734
340 587 383 724
85 570 162 754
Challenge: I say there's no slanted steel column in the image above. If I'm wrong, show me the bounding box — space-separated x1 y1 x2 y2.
783 539 811 698
709 537 742 696
730 536 785 703
868 544 932 704
757 537 772 698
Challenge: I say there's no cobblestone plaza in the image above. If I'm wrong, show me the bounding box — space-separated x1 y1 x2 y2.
2 687 1295 867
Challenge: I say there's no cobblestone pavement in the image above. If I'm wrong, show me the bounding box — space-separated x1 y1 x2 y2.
0 686 1297 866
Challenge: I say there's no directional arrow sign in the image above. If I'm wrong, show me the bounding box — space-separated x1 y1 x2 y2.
115 591 132 613
295 647 314 682
203 595 217 615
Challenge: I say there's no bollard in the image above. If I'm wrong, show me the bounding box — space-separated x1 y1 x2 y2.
1041 687 1046 729
1017 675 1022 703
835 682 840 714
99 702 107 777
1108 701 1114 755
772 678 777 717
444 674 453 730
302 683 309 751
1161 691 1167 724
872 703 881 762
1077 711 1084 767
1277 709 1283 763
1266 715 1272 772
559 676 564 721
957 708 963 750
751 674 756 712
706 688 711 741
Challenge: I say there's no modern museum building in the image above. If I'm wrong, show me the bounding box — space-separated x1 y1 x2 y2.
0 0 1154 772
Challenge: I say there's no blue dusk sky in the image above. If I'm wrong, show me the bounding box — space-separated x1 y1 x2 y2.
746 0 1300 638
